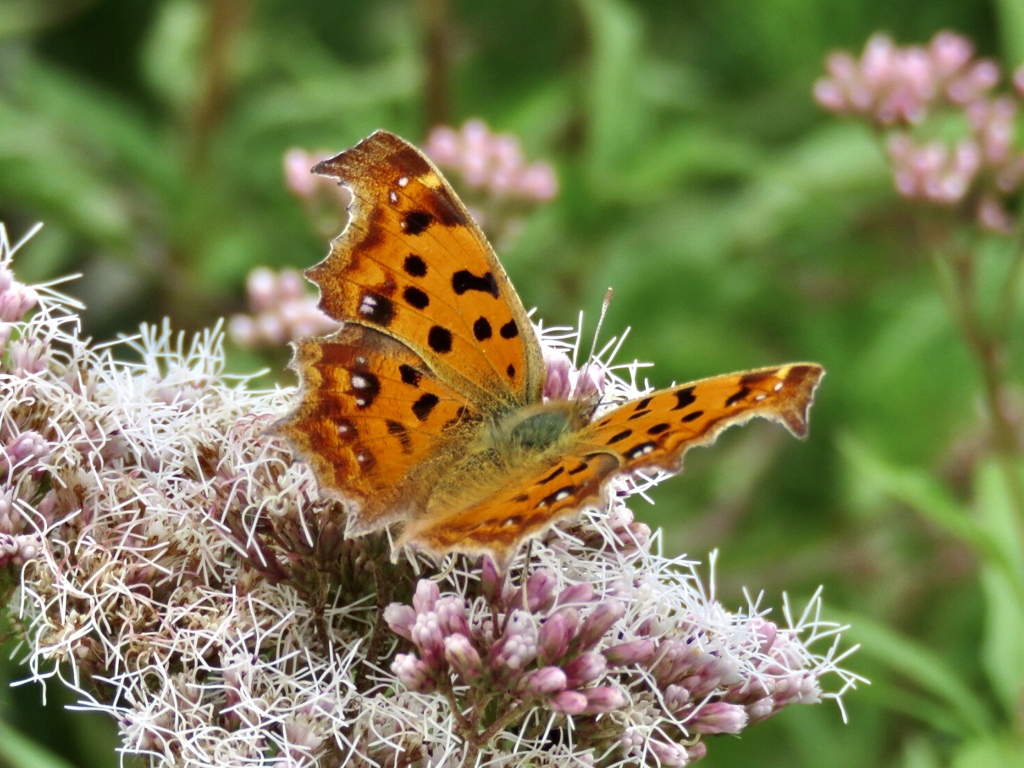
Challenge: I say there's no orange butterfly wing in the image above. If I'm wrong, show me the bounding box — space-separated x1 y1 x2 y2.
397 364 824 564
306 130 544 407
277 324 482 533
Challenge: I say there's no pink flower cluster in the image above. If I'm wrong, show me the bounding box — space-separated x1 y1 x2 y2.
815 32 999 125
424 120 558 202
382 553 845 766
228 267 337 348
386 569 626 718
283 122 558 251
816 31 1024 232
0 261 45 568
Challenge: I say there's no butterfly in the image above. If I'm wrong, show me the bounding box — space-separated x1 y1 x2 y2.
277 130 824 567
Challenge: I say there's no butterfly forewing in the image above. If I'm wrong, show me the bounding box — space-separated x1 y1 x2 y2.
582 363 825 473
277 324 482 534
307 131 544 408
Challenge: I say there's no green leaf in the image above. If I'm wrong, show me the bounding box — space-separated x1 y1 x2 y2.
840 436 1016 581
951 735 1024 768
975 459 1024 719
835 610 993 736
0 719 75 768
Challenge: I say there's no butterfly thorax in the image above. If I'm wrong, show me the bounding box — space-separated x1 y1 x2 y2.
491 399 591 459
425 399 591 514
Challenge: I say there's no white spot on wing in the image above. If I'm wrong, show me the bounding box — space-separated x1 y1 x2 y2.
359 295 378 316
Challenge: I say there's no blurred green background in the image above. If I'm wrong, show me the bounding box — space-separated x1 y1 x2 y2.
2 0 1023 766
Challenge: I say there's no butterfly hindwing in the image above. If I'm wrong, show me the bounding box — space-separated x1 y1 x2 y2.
396 364 823 564
582 363 825 473
277 324 482 534
306 131 545 408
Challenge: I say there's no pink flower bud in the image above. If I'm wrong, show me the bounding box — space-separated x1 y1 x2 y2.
480 556 504 602
577 600 625 649
411 612 445 659
538 607 578 664
283 149 318 198
383 603 416 640
581 685 624 714
434 596 470 637
547 690 588 715
555 582 594 607
412 579 439 613
542 348 574 401
603 638 657 666
522 666 567 696
391 653 435 692
517 567 556 613
489 611 538 671
690 701 748 734
648 739 690 766
664 683 691 713
443 634 483 682
564 652 606 687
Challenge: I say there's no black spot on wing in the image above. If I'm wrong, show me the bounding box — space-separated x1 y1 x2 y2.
647 423 670 435
725 388 750 407
427 326 453 354
444 406 476 430
386 420 413 453
500 320 519 339
506 364 516 379
607 429 632 444
403 286 430 310
357 292 395 327
538 486 576 508
681 410 703 423
399 364 422 387
403 210 434 235
741 369 777 387
538 466 565 485
626 442 657 460
672 387 696 410
412 393 440 421
473 317 492 341
334 417 357 440
452 270 500 297
350 371 380 408
403 254 427 277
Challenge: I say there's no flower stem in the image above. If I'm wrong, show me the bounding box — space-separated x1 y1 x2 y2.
930 238 1024 565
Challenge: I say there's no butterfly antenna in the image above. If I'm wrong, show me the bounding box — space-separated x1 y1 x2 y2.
576 288 614 404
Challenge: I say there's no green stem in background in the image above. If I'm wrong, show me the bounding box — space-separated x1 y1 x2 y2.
419 0 452 130
188 0 246 172
929 237 1024 569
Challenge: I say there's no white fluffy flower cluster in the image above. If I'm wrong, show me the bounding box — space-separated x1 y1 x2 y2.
0 224 860 767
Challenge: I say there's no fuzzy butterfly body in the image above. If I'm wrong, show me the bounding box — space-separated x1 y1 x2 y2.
278 130 824 566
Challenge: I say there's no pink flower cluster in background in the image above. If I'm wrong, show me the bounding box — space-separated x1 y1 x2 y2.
423 120 558 202
816 31 1024 233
